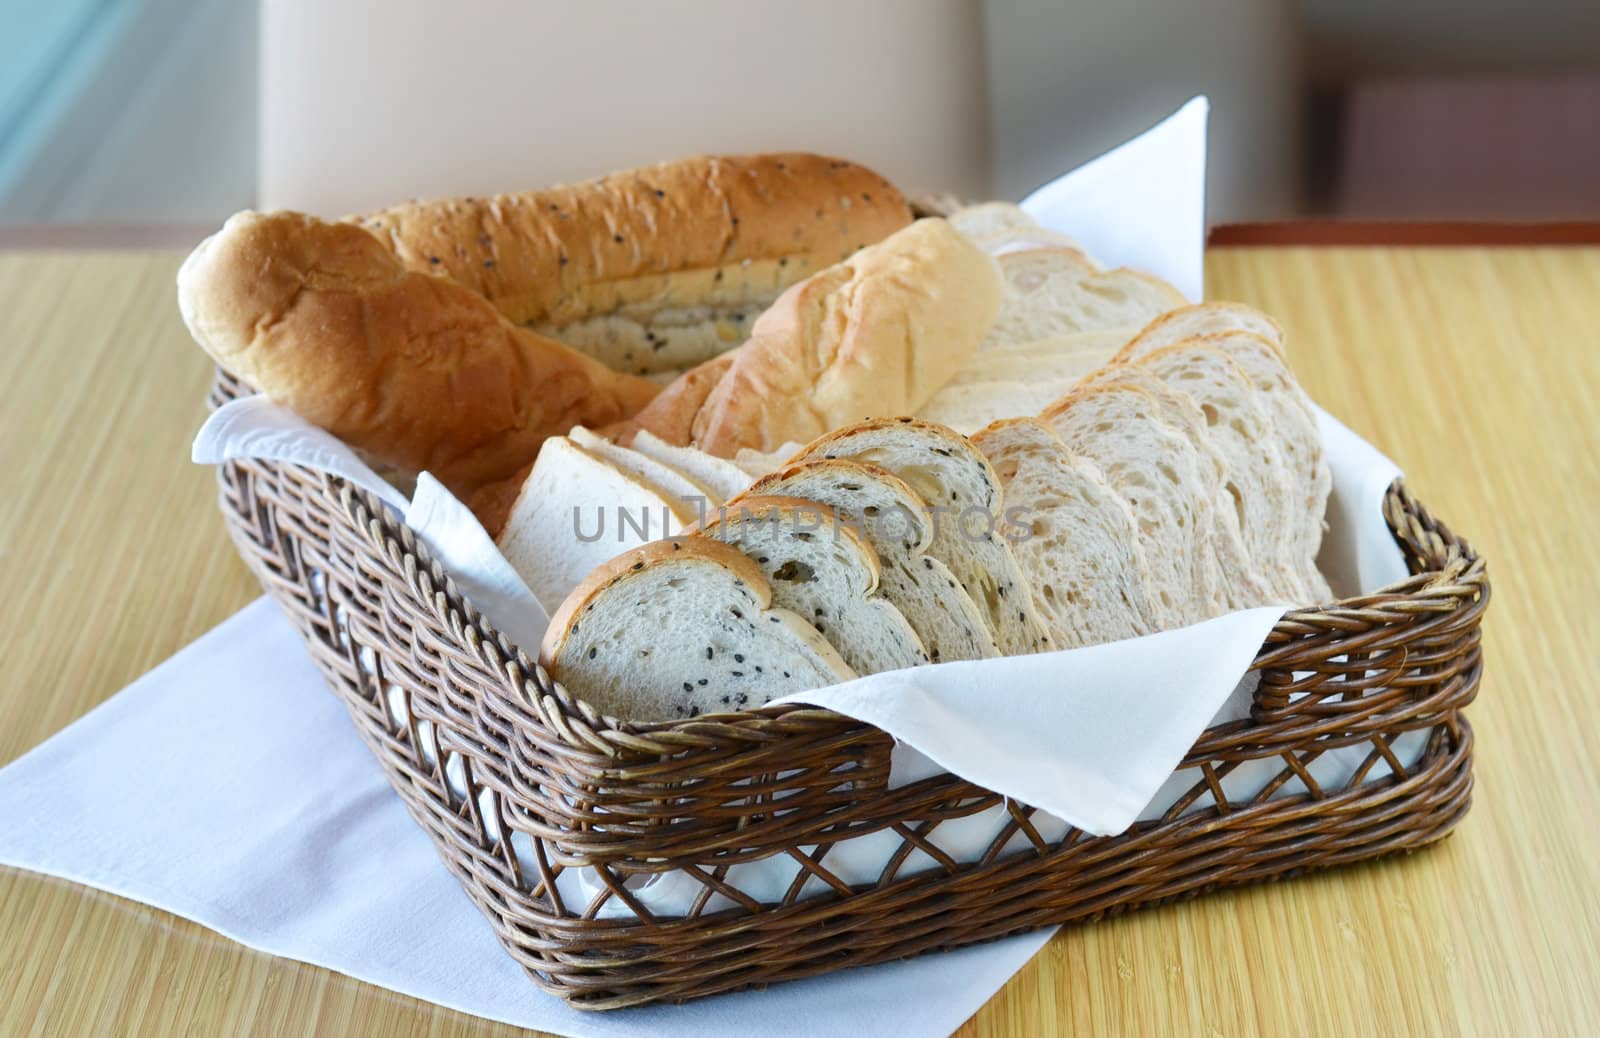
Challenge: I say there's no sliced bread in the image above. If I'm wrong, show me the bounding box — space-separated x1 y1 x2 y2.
981 248 1185 351
971 418 1157 648
629 429 754 503
496 437 694 614
692 495 929 674
918 329 1135 433
1042 383 1222 627
569 426 719 519
1115 301 1286 362
1133 343 1307 603
796 418 1052 655
1171 331 1333 601
540 538 854 721
743 458 1000 663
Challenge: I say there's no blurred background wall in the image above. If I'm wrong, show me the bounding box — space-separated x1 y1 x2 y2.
0 0 1596 227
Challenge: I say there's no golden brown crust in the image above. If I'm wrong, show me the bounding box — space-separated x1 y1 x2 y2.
539 536 772 668
351 153 913 329
603 352 735 447
179 210 661 499
618 219 1000 458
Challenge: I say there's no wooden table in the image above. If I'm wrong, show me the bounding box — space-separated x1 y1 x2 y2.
2 245 1596 1035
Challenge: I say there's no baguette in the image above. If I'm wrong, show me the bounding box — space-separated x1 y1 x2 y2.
178 210 660 500
355 154 913 375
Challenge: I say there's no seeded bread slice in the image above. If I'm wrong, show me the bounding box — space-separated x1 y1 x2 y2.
1116 301 1286 361
743 458 999 663
496 437 693 614
1072 364 1272 611
796 418 1052 655
1133 343 1308 603
972 418 1157 648
692 495 929 674
541 537 854 721
1042 383 1224 627
629 429 754 503
981 248 1185 352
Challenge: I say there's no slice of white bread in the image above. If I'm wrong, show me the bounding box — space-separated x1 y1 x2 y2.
972 418 1157 648
1042 383 1224 627
946 202 1091 257
1132 344 1308 603
731 442 803 480
629 429 753 503
981 248 1186 352
569 426 718 519
496 437 693 614
540 538 854 721
1117 301 1286 360
796 418 1052 655
692 496 929 674
918 329 1135 433
1133 330 1333 602
1071 363 1271 611
743 459 1000 663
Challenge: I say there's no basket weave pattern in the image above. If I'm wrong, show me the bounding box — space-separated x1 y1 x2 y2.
209 373 1485 1009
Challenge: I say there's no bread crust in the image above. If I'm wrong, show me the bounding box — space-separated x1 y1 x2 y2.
178 210 661 499
352 153 913 331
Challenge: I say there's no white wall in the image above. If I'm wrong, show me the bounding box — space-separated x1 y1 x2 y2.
983 0 1303 222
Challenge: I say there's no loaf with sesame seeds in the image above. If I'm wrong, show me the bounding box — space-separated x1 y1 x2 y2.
540 538 855 721
352 154 913 375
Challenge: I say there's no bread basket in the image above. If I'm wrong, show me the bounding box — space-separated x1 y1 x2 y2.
208 369 1486 1010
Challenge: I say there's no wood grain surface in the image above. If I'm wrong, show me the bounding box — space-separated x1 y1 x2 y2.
1 247 1595 1036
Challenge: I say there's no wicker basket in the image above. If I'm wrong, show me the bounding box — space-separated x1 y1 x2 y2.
208 371 1486 1010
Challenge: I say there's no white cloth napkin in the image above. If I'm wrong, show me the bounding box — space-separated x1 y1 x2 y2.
0 600 1052 1037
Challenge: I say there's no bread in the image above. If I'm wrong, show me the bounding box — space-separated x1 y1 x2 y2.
540 537 855 721
795 418 1052 655
732 443 804 480
628 430 753 503
615 218 1002 456
918 329 1134 433
354 154 913 374
972 418 1157 648
1137 331 1333 602
1070 364 1268 612
178 210 661 500
1042 383 1222 627
981 247 1185 351
947 202 1090 256
1116 302 1286 360
568 426 718 517
743 459 999 663
495 437 692 613
690 496 928 674
1132 344 1308 602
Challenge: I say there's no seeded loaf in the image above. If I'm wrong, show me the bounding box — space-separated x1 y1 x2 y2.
691 496 929 674
614 219 1002 457
628 430 754 503
981 247 1186 352
178 210 661 501
743 459 1000 663
541 538 855 721
354 154 913 375
972 418 1157 648
796 418 1052 655
496 437 693 614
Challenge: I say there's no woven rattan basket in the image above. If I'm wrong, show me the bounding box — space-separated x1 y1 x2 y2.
208 371 1486 1010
